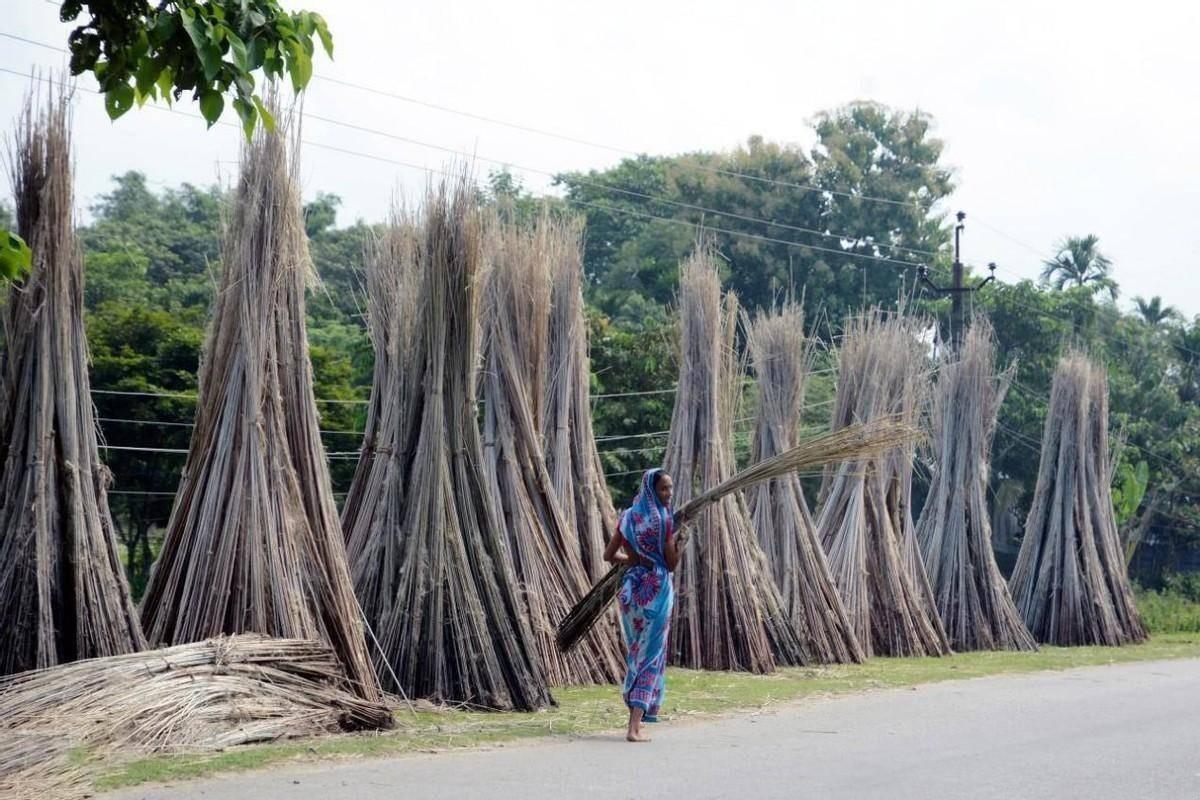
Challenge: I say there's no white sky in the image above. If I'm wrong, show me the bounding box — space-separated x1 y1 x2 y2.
4 0 1199 317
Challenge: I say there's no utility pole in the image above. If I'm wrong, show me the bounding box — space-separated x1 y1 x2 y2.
918 211 996 351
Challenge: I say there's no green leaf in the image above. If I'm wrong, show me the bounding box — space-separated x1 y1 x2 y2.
226 30 249 72
131 29 150 60
0 229 32 281
180 8 223 80
285 41 312 92
180 8 206 50
200 44 223 81
314 18 334 58
104 83 135 120
252 94 276 132
134 57 161 96
232 97 257 140
199 90 224 127
263 44 283 77
156 66 174 104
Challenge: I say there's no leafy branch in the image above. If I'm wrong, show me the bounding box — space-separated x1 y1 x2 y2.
60 1 333 137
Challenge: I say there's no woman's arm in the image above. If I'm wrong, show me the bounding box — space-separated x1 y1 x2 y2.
663 521 688 572
604 528 652 568
604 529 634 566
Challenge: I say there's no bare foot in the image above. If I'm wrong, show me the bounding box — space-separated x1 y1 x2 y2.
626 729 652 742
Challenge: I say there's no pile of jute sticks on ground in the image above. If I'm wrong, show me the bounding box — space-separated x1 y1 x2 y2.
0 636 390 800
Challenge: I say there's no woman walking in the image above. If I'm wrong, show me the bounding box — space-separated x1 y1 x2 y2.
603 468 687 742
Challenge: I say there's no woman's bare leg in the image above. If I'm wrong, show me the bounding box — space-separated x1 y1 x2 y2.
626 706 650 742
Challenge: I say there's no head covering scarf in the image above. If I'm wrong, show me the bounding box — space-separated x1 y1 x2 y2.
617 468 676 716
619 468 674 570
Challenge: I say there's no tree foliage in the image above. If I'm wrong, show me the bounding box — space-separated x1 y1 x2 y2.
60 0 332 135
1040 234 1118 300
558 103 954 324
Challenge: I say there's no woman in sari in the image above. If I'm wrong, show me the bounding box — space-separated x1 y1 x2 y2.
603 468 687 742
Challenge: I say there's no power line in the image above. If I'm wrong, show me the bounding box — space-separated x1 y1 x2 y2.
89 382 797 406
300 111 941 260
99 444 188 455
0 32 944 263
300 139 925 269
0 32 940 257
297 80 928 211
589 367 837 401
0 28 969 233
90 387 369 406
0 60 930 275
987 290 1200 363
997 420 1198 533
1005 382 1200 500
97 416 365 436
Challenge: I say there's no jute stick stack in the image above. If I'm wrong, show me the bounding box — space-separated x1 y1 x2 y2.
480 211 623 685
138 111 382 705
0 84 144 676
542 214 618 581
1009 351 1147 646
917 320 1036 651
816 310 950 658
341 176 552 710
745 304 865 664
665 246 809 671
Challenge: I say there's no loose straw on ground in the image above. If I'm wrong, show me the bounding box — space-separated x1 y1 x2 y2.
341 174 553 711
816 310 950 658
480 209 623 686
138 106 382 705
1008 351 1147 646
917 320 1036 652
746 303 865 664
0 81 144 676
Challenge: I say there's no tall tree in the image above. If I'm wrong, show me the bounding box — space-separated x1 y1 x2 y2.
1040 234 1118 300
558 104 954 322
1133 295 1180 328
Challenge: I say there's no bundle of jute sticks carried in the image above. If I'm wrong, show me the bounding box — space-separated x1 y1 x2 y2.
555 417 920 653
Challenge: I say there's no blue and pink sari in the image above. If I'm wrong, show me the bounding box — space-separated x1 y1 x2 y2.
617 468 675 717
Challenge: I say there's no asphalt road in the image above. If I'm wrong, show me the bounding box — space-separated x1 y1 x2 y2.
110 658 1200 800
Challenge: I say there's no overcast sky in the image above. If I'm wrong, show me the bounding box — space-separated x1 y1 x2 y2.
4 0 1198 317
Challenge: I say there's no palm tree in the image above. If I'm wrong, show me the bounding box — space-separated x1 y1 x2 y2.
1040 234 1118 300
1133 295 1180 328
